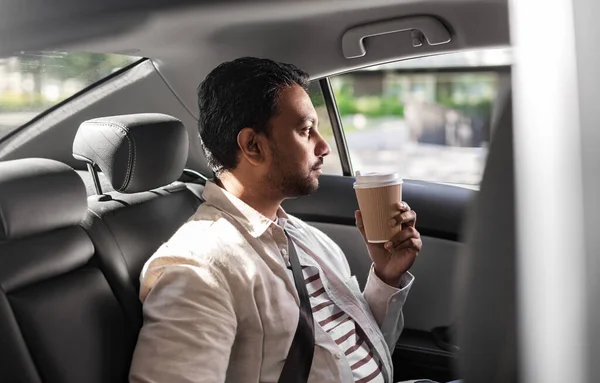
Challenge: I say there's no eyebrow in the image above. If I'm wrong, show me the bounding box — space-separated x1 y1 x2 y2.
298 117 318 126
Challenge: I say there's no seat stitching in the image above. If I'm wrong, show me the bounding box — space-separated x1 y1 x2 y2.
78 121 133 192
123 128 137 192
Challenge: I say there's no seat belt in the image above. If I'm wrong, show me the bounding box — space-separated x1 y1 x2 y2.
277 230 315 383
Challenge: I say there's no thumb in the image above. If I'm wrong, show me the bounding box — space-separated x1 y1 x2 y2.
355 210 367 239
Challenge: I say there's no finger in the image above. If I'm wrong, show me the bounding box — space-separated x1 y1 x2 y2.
384 227 420 250
388 237 422 254
355 210 367 238
388 210 417 227
396 202 410 212
355 210 363 228
395 201 411 212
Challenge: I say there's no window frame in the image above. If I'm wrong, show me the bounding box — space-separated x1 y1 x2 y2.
318 78 353 176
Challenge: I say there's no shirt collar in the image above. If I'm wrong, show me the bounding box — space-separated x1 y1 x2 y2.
201 180 289 238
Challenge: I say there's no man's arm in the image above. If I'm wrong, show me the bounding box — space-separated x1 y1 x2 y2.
354 202 421 350
129 262 236 383
363 268 414 349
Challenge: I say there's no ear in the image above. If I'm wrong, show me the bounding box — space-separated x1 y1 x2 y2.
237 127 268 166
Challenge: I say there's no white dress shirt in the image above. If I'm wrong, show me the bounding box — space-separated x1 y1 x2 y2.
129 181 414 383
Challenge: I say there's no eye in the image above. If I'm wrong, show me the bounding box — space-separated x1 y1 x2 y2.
302 126 312 136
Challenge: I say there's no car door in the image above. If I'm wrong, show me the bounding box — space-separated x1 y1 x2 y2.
282 48 511 382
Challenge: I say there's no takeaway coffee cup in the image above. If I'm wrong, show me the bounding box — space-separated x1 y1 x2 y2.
353 171 403 243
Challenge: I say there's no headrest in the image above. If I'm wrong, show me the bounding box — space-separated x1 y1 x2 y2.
0 158 87 241
72 113 189 193
456 91 518 382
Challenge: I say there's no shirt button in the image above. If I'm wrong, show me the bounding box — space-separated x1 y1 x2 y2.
334 352 342 359
281 248 287 256
391 298 397 303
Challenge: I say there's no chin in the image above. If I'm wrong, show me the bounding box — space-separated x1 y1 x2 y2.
292 179 318 197
306 177 320 194
280 172 320 197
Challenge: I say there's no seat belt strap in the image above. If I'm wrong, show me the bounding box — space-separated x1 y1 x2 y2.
277 230 315 383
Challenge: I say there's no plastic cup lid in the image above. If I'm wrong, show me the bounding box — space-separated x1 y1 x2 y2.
353 171 403 189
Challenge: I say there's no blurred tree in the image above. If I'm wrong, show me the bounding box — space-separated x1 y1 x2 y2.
16 51 136 92
1 51 137 112
39 51 135 82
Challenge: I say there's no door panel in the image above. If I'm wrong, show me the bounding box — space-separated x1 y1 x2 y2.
401 237 461 331
282 174 473 381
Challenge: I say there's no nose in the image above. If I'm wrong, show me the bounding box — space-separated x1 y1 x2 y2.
315 131 331 158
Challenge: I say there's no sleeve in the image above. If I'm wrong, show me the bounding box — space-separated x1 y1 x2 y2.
363 266 414 350
129 262 237 383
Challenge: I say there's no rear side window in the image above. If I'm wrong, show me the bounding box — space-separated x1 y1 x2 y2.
319 47 511 187
0 51 140 140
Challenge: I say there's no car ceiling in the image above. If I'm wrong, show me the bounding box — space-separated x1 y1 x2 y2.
0 0 509 119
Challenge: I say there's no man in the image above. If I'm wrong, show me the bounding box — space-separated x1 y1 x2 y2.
129 57 422 383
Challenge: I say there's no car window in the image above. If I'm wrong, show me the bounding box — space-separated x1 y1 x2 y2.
328 47 511 186
307 81 343 175
0 51 140 140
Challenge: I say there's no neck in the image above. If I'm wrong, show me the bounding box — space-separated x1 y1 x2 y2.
216 172 282 221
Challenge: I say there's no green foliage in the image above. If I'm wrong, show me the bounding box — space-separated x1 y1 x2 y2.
335 91 404 117
19 51 135 83
335 92 358 115
374 97 405 117
0 52 138 114
309 81 404 118
0 92 57 112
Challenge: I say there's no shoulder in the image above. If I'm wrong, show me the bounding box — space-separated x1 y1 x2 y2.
139 206 252 301
162 202 250 257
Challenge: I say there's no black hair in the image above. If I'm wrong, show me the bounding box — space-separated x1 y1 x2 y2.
197 57 310 173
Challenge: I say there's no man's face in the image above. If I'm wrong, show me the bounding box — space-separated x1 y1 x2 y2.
264 84 331 198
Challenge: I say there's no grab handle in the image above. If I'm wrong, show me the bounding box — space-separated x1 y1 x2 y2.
342 16 452 59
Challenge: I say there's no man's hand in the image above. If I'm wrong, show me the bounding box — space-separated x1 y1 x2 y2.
355 202 421 287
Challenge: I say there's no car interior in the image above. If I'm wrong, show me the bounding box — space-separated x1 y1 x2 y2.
1 0 596 382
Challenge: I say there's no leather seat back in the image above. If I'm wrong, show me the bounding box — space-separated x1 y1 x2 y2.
73 113 202 329
0 158 137 383
456 93 518 382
